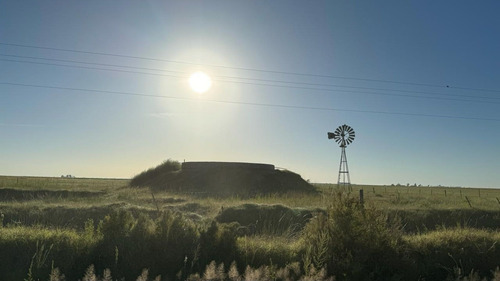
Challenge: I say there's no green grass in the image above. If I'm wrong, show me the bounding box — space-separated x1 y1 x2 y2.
236 235 304 268
0 175 128 191
0 225 96 280
317 183 500 210
406 228 500 280
1 175 500 280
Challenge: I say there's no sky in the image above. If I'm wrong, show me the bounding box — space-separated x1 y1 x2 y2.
1 1 499 188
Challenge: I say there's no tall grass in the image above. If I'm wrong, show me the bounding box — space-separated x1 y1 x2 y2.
407 228 500 280
236 236 303 268
0 226 95 280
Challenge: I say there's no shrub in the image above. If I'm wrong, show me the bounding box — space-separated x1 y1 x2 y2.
301 192 412 280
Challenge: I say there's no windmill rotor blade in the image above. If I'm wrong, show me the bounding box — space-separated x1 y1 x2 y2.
330 124 355 146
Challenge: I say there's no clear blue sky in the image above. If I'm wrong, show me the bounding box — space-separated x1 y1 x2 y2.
1 1 499 187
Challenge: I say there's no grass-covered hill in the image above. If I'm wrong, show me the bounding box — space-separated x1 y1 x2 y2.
130 159 316 196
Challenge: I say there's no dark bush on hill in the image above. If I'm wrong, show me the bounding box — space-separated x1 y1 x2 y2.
129 159 181 187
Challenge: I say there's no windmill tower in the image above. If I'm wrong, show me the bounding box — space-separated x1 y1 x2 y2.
328 124 355 192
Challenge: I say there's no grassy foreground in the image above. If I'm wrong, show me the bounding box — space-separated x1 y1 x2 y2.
0 175 499 280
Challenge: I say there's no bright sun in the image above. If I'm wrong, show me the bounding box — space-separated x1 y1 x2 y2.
189 71 212 93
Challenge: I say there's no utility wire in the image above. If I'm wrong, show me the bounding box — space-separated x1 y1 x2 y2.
3 41 499 93
0 53 188 76
1 81 499 122
2 57 499 105
2 53 499 101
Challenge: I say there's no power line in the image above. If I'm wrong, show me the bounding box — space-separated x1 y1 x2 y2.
2 57 499 105
3 53 498 101
1 81 499 122
0 58 186 79
3 41 499 93
0 53 188 76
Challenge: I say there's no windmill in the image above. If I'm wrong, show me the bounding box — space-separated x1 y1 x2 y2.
328 124 355 191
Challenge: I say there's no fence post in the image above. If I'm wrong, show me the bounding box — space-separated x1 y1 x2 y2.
478 189 481 197
465 196 472 208
445 190 447 197
360 189 364 205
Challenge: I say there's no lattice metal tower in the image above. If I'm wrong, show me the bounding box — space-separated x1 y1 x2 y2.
328 124 355 192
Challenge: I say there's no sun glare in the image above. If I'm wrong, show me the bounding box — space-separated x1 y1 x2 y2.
189 71 212 94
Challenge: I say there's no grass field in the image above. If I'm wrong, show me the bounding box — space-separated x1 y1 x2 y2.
0 175 499 280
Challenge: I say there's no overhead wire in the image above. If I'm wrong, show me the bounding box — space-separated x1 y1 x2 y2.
2 41 500 93
1 81 500 122
1 56 499 105
1 42 499 122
